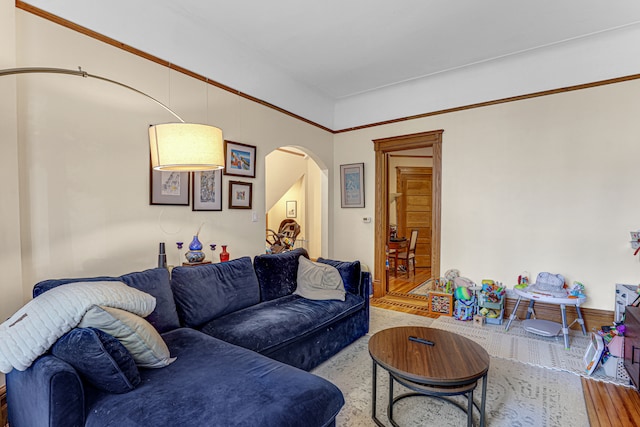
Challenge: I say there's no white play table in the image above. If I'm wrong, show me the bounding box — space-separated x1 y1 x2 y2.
504 287 587 349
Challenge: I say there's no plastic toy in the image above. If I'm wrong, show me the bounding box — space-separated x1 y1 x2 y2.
568 281 586 299
454 286 471 300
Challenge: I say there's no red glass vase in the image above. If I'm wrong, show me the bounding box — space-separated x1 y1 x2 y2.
220 245 230 262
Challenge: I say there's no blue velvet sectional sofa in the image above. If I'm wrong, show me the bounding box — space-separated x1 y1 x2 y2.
7 248 370 427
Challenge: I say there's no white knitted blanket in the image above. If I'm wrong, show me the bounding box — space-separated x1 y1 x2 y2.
0 281 156 373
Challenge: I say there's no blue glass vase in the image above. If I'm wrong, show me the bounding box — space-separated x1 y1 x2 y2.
185 235 205 263
189 235 203 251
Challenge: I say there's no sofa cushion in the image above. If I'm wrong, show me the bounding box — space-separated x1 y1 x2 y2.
199 293 365 355
254 248 310 301
171 257 261 328
52 327 140 394
84 328 344 427
119 268 181 333
316 258 362 295
33 268 181 334
295 257 345 301
79 305 175 368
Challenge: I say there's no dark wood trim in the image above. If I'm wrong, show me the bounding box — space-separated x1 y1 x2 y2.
1 384 7 427
334 72 640 133
15 1 333 134
372 131 442 299
389 154 433 158
15 1 640 136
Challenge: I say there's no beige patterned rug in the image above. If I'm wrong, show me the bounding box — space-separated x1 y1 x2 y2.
312 307 591 427
430 315 630 387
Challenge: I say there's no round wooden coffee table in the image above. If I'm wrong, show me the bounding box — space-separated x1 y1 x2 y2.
369 326 490 427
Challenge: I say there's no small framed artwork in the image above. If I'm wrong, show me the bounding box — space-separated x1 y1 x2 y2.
228 180 252 209
192 170 222 211
150 169 190 205
340 162 365 208
224 140 256 178
428 291 453 316
286 200 297 218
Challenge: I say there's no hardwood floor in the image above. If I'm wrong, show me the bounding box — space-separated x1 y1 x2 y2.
372 277 640 427
387 266 431 294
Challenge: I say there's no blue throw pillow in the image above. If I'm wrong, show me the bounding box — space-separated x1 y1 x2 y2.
315 258 362 295
254 248 310 301
52 327 141 394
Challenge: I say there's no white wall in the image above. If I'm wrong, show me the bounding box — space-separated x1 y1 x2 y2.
0 0 21 390
266 149 325 258
334 78 640 311
5 11 332 312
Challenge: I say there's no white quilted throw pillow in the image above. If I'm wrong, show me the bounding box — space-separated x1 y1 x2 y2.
0 281 156 373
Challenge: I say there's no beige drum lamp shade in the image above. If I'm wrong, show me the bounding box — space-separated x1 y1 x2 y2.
149 123 225 171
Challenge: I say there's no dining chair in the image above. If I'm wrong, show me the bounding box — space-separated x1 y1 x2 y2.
396 229 418 277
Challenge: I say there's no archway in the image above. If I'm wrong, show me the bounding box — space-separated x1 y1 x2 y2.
265 146 328 259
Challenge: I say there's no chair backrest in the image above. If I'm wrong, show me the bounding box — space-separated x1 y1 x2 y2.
278 219 300 240
408 229 419 252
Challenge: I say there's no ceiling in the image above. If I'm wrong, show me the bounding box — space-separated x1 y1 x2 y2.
20 1 640 130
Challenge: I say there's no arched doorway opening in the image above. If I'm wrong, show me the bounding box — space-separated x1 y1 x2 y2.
265 146 328 259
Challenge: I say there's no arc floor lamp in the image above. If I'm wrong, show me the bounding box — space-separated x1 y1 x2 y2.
0 66 225 172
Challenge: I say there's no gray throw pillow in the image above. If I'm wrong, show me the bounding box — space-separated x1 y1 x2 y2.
294 256 346 301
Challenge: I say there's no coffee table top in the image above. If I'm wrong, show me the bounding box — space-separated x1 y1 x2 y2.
369 326 490 387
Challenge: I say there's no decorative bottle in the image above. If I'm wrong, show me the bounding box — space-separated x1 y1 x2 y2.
185 235 206 263
219 245 230 262
158 242 167 268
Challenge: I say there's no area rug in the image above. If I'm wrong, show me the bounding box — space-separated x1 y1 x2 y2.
430 315 630 387
407 278 432 296
311 307 589 426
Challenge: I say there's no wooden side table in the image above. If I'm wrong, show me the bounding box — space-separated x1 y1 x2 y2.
181 261 212 267
369 326 490 427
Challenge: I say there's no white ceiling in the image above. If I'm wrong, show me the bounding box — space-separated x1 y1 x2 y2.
21 0 640 130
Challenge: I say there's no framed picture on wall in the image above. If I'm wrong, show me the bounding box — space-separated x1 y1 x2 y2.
228 181 252 209
286 200 297 218
150 168 190 205
340 162 365 208
192 170 223 211
224 140 256 178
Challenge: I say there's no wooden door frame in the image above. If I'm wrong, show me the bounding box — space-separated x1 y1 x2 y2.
372 130 443 299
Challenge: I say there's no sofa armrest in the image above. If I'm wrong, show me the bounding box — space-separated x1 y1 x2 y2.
7 355 85 427
360 270 371 298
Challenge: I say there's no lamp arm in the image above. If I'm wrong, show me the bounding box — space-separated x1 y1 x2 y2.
0 66 185 123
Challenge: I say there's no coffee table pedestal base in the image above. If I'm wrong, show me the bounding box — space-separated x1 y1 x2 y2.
372 362 487 427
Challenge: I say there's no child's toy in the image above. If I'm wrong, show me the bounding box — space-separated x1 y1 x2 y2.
568 281 586 299
453 296 476 321
428 292 454 316
454 286 471 301
584 332 605 375
515 272 529 290
473 315 485 327
477 280 506 325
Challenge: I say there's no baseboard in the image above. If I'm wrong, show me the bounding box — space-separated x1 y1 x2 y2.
1 384 7 427
504 296 613 332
